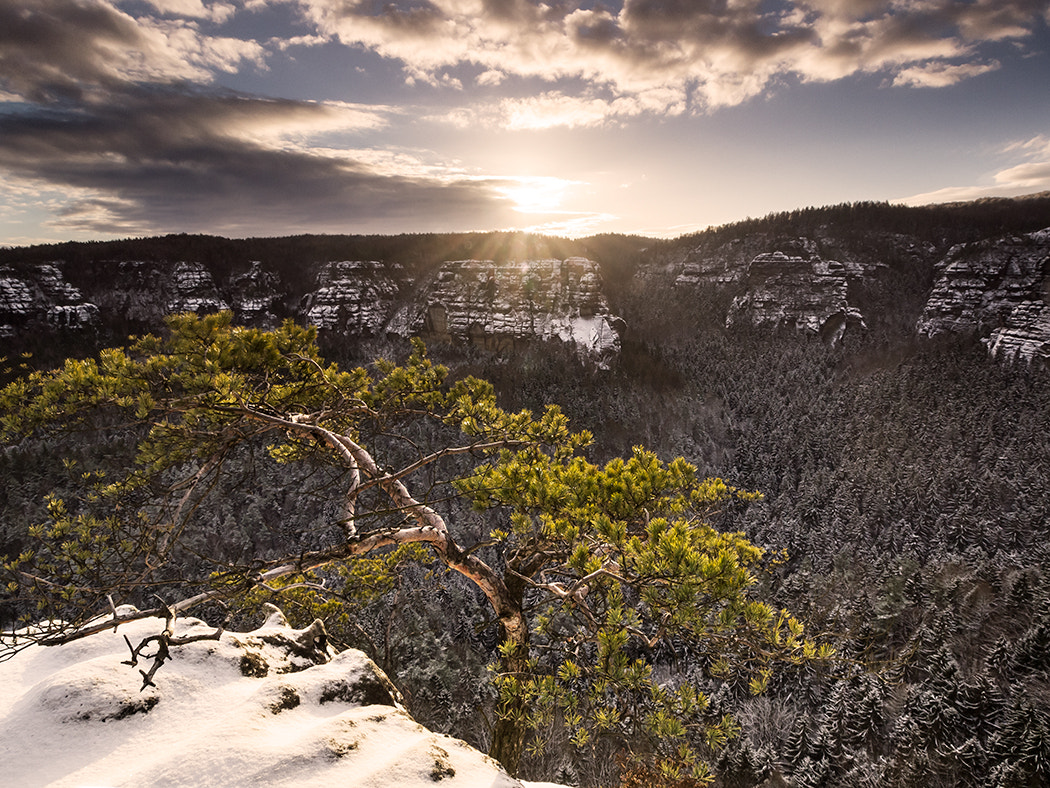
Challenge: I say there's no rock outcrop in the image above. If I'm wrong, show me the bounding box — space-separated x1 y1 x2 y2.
388 257 621 359
229 261 286 327
918 229 1050 367
0 611 538 788
88 261 229 327
301 260 402 335
726 251 868 344
0 264 99 338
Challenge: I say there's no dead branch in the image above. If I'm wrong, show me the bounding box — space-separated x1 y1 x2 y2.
118 598 225 690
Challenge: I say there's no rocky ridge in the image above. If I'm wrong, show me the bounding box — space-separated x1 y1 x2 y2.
1 255 624 360
3 226 1049 366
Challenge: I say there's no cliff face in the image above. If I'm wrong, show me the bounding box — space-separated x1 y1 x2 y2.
390 257 621 358
301 260 402 335
229 261 286 327
4 226 1050 367
726 251 869 344
1 255 620 360
653 226 1050 364
656 232 896 345
917 229 1050 367
0 264 99 338
80 261 230 329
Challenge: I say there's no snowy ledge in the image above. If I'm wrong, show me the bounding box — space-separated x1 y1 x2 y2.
0 610 567 788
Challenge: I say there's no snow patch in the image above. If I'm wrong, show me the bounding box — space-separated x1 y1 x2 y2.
0 613 565 788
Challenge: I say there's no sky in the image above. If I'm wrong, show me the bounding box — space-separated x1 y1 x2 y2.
1 0 1049 246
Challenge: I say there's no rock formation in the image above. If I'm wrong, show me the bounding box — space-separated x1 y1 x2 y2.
229 261 286 327
0 255 619 361
301 260 402 335
726 251 867 344
88 260 228 328
918 229 1050 367
388 257 621 359
0 264 99 338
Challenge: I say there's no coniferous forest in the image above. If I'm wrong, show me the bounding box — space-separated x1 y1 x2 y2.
2 199 1050 787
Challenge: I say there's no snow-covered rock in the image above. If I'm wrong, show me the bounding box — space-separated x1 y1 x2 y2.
90 261 229 327
301 261 401 334
0 264 99 337
918 229 1050 367
229 261 285 327
726 251 867 344
388 257 621 360
0 612 558 788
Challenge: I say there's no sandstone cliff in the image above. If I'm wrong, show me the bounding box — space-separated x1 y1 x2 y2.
1 255 621 360
0 263 99 338
726 251 868 345
3 223 1049 368
388 257 621 358
917 229 1050 366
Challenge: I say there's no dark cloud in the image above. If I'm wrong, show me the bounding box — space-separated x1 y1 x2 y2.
0 0 517 236
0 0 148 101
0 88 516 235
1 0 263 104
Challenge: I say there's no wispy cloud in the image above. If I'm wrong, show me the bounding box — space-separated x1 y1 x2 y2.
436 88 687 131
892 60 1001 88
141 0 238 23
900 135 1050 205
996 136 1050 191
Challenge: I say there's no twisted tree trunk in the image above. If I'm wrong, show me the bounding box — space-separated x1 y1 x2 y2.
487 571 530 775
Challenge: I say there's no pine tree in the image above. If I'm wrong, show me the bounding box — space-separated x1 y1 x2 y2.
0 312 831 780
991 700 1050 787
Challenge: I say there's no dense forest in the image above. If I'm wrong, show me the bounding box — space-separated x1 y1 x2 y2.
2 197 1050 787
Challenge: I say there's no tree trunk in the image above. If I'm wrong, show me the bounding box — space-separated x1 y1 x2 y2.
487 571 530 775
489 610 530 775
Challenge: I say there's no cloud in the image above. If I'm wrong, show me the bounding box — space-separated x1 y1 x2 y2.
996 136 1050 190
0 0 526 237
142 0 238 23
0 0 263 103
285 0 1048 122
900 135 1050 205
434 84 690 131
0 89 521 236
892 59 1001 88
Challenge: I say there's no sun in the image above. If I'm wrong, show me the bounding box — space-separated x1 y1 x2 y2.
494 176 574 214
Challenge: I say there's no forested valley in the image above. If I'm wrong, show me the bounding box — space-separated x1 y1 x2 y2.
2 199 1050 787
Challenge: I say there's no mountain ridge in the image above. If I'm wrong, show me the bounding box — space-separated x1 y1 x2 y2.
1 195 1048 369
